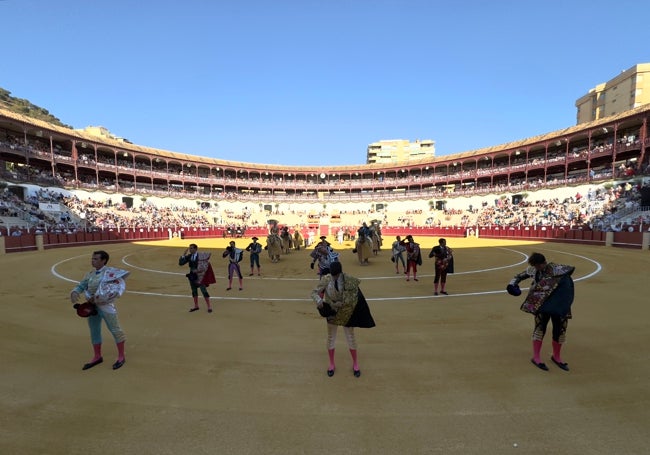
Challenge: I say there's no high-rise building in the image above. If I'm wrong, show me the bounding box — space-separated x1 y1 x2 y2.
576 63 650 124
366 139 435 164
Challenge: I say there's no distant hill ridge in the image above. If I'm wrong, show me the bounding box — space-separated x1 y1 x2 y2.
0 88 73 129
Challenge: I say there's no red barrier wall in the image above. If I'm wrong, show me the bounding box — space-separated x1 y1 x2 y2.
0 226 639 253
3 234 37 252
613 231 644 248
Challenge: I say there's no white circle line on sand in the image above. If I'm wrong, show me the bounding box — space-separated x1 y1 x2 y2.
51 254 90 285
544 248 602 281
118 247 532 281
52 248 601 302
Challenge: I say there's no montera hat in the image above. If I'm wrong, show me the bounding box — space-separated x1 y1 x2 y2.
73 301 98 318
506 284 522 296
251 237 259 241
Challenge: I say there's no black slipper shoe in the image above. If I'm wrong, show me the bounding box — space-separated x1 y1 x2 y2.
353 369 361 378
327 369 335 377
531 359 549 371
112 359 125 370
551 356 570 371
82 357 103 370
189 307 199 312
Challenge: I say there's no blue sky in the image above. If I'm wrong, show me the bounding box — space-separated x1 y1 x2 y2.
1 0 649 166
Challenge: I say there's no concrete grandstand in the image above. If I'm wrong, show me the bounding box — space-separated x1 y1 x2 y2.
1 104 649 252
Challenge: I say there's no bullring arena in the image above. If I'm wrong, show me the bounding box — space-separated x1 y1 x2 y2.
1 106 650 454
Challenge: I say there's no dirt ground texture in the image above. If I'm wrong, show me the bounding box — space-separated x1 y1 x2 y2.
0 236 648 455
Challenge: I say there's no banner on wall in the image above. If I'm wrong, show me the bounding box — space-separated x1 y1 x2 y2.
38 202 61 212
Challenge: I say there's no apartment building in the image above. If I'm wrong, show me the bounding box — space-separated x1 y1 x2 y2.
576 63 650 124
366 139 435 164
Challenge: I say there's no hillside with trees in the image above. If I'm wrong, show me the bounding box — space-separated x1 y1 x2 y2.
0 88 73 129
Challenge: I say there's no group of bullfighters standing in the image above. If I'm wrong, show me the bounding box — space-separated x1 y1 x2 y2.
389 235 454 294
68 225 574 376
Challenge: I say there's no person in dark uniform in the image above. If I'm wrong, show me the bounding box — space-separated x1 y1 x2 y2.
179 243 216 312
245 236 263 276
428 238 454 295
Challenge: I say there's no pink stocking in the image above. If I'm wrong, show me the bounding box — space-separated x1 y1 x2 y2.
532 340 543 364
349 349 359 371
328 348 335 370
116 341 125 362
91 343 102 362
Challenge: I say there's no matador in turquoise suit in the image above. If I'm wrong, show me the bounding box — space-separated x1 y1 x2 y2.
70 250 129 371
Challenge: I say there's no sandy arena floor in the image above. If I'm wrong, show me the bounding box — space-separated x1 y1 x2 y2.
1 236 648 454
